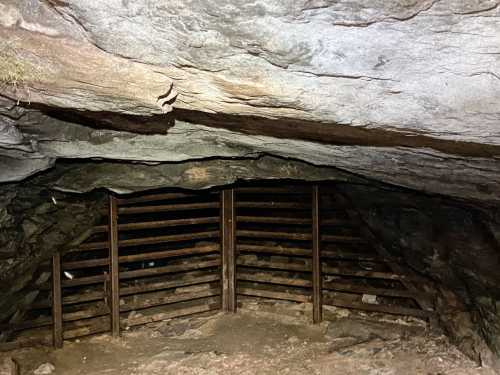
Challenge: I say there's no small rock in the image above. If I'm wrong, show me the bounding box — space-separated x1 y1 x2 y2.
287 336 299 344
0 357 18 375
33 363 55 375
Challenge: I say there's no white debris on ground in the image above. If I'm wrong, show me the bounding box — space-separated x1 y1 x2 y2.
0 300 498 375
33 362 55 375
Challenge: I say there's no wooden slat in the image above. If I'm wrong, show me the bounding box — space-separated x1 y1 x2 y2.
237 272 311 288
221 189 236 313
51 253 63 348
312 185 322 323
63 257 109 270
237 284 311 303
76 241 109 251
118 202 219 215
237 216 311 225
322 265 414 281
118 231 220 247
323 296 434 318
333 192 436 324
62 274 108 288
121 288 220 312
237 256 309 272
63 315 110 340
236 202 309 209
109 195 120 338
93 217 220 233
321 218 354 226
120 273 220 296
63 304 109 322
116 192 215 205
119 259 221 280
122 297 221 328
236 230 311 241
118 244 220 264
237 244 311 257
323 281 430 299
63 291 105 305
237 256 417 281
321 235 365 244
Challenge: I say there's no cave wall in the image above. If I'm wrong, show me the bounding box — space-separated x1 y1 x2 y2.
1 162 500 368
0 171 106 337
339 183 500 365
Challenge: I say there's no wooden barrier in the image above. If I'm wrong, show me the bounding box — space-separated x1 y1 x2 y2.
2 182 436 350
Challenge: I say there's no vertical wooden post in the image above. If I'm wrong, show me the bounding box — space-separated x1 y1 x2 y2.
51 253 63 348
221 188 236 313
312 185 322 323
108 194 120 337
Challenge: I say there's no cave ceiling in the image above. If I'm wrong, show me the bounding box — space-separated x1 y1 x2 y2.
0 0 499 202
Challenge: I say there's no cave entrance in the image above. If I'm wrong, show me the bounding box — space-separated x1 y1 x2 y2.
2 181 436 350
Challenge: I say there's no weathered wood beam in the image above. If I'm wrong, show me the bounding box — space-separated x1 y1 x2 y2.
221 189 236 313
108 195 120 338
312 185 322 323
51 253 63 348
118 202 219 215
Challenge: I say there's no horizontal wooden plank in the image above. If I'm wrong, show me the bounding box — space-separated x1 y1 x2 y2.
237 271 311 288
122 297 221 328
323 296 434 318
119 244 220 263
93 217 220 233
237 244 311 257
322 265 414 281
121 272 220 296
0 336 52 351
63 304 109 322
236 201 310 209
238 255 417 281
62 274 108 288
237 286 311 303
321 218 354 226
323 281 429 299
237 216 311 225
120 259 221 280
63 315 110 340
118 231 220 247
237 256 310 272
119 202 219 215
33 290 106 308
75 241 109 251
236 230 311 241
121 288 220 312
0 303 109 332
117 192 217 205
321 250 385 262
321 235 366 244
63 257 109 270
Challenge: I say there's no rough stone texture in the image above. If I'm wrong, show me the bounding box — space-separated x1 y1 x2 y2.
52 156 364 193
0 171 106 336
1 107 499 203
339 183 500 365
2 0 500 146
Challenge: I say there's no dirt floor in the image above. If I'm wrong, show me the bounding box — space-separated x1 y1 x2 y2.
1 300 499 375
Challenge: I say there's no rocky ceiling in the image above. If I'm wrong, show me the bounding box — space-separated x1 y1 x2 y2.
0 0 499 202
